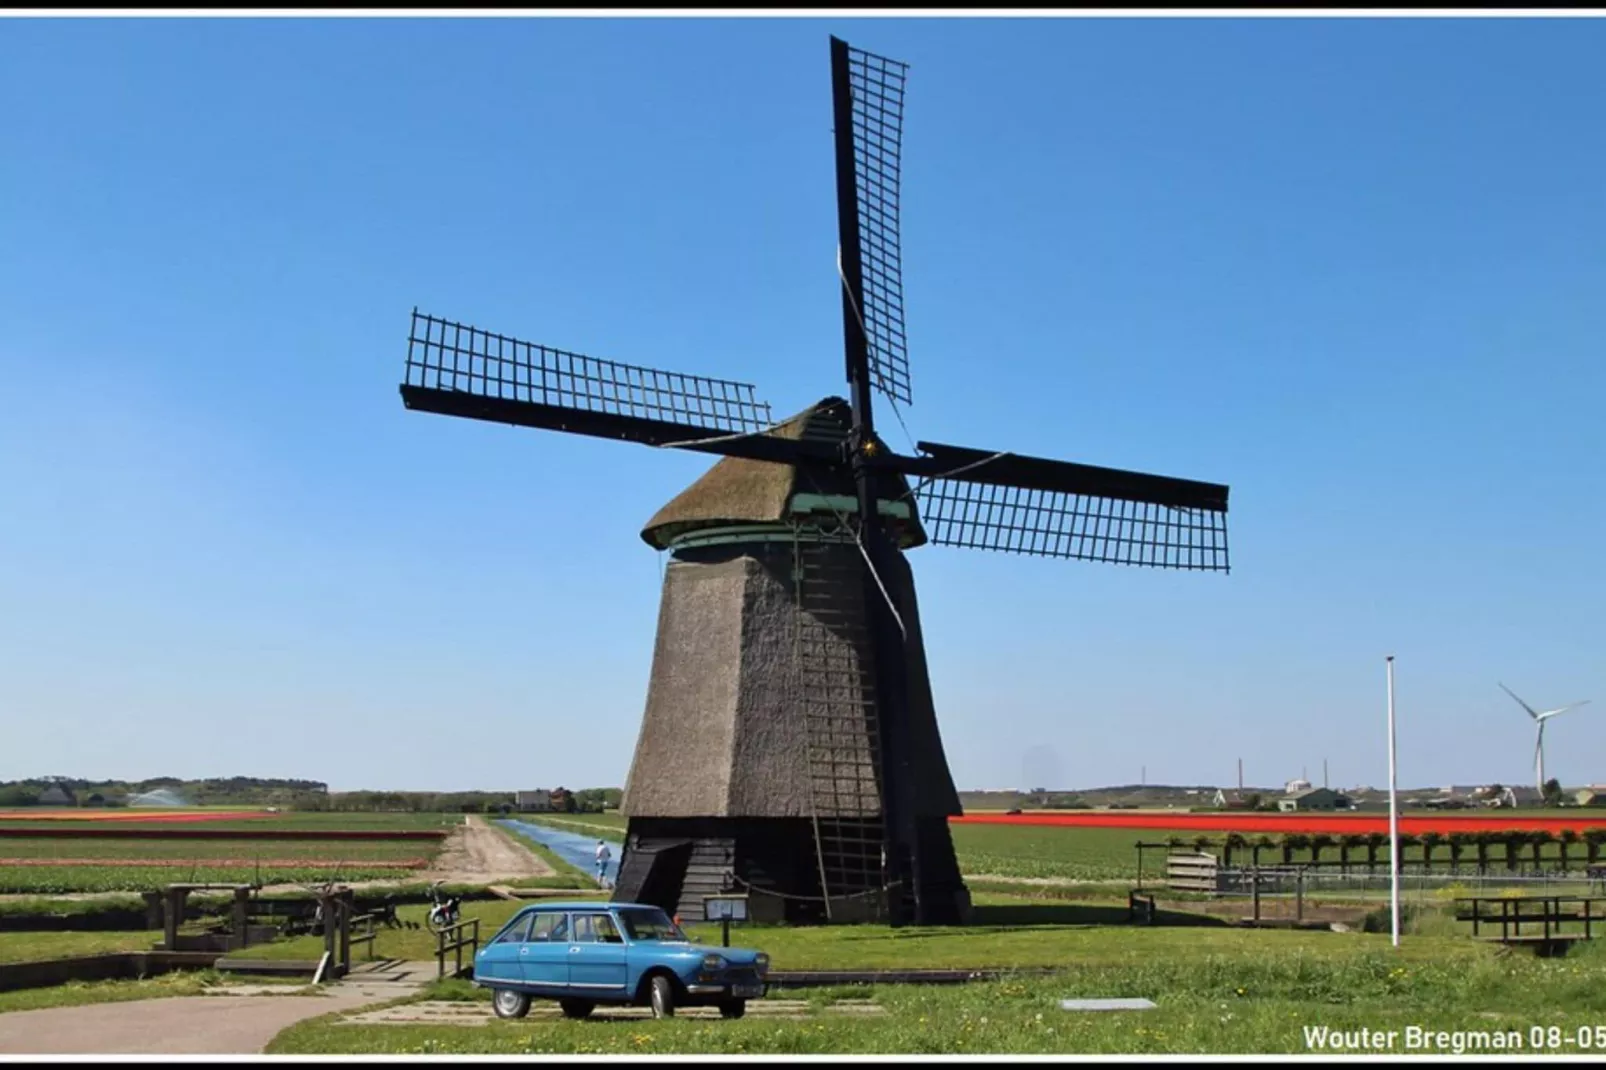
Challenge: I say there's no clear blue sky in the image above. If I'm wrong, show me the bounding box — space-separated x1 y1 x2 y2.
2 16 1602 795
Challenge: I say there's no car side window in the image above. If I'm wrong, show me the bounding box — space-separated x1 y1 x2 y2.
527 912 569 942
573 913 623 945
493 913 534 945
595 914 623 944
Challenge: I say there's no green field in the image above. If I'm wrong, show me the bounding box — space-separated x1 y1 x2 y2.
262 899 1606 1054
0 839 430 862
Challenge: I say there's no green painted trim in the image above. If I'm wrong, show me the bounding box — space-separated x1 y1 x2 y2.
788 493 913 521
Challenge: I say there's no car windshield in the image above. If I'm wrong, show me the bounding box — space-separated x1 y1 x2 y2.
615 906 687 943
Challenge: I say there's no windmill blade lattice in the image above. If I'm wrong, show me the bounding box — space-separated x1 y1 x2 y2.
404 310 774 436
912 479 1230 570
842 43 913 407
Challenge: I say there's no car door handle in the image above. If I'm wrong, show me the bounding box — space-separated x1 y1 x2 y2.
569 947 582 953
519 947 529 956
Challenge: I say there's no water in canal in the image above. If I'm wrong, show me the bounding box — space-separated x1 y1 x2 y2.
501 818 624 886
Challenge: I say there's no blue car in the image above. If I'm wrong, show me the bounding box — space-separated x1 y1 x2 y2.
473 901 770 1020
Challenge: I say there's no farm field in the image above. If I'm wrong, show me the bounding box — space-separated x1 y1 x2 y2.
520 812 1606 883
0 811 459 894
956 810 1606 835
0 810 461 833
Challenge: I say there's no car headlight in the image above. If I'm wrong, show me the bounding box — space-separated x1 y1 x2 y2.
702 954 727 970
755 953 769 974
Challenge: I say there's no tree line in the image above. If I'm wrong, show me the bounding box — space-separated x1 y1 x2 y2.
0 778 623 814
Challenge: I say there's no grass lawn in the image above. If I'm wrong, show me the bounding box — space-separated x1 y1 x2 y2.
513 814 625 836
241 891 1475 972
264 914 1606 1054
0 930 160 964
949 822 1193 881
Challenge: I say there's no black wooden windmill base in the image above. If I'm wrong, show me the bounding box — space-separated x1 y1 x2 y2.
613 816 967 926
398 35 1232 928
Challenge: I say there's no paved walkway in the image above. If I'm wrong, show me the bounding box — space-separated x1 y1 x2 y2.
0 960 441 1055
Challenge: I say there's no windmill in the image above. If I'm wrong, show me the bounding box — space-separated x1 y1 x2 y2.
1499 683 1591 798
397 36 1231 927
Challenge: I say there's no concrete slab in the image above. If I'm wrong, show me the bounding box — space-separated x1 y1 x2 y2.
1059 998 1157 1012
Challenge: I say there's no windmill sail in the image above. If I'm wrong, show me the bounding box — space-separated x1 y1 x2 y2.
832 38 912 408
400 311 820 464
889 441 1230 571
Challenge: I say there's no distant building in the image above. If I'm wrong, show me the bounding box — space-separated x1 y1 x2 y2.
38 783 76 806
1212 789 1247 808
1284 778 1312 795
516 790 552 812
1491 786 1542 808
549 787 573 811
1575 789 1606 808
1277 788 1350 812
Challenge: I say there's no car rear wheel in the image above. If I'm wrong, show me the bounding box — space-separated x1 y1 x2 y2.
719 999 746 1019
491 989 531 1020
648 975 676 1019
559 999 595 1019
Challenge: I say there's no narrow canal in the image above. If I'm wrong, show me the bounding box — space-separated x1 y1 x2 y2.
500 818 625 885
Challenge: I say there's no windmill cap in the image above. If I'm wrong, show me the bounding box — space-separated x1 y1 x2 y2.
640 396 928 551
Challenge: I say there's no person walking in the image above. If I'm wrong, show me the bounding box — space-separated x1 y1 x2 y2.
594 839 612 886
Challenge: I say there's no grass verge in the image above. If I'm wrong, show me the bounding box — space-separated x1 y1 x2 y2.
265 934 1606 1054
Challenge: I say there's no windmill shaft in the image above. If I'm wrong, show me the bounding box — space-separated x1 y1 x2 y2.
399 385 839 466
831 34 922 927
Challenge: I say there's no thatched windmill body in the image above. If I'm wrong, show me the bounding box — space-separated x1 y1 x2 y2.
398 37 1232 927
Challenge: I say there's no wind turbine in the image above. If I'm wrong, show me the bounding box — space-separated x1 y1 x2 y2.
1499 683 1592 797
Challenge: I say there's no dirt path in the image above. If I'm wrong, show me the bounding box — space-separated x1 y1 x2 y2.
245 815 554 895
0 991 378 1054
422 815 555 883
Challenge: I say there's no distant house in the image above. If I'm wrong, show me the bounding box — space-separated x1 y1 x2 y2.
549 787 573 811
38 783 76 806
1575 788 1606 808
1489 786 1542 808
1284 778 1313 795
1212 789 1247 809
516 790 552 812
1277 788 1349 812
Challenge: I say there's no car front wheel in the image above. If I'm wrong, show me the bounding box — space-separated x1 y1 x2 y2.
719 999 746 1019
648 975 676 1019
492 988 531 1020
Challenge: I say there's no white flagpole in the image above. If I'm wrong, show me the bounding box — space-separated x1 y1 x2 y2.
1386 655 1401 948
